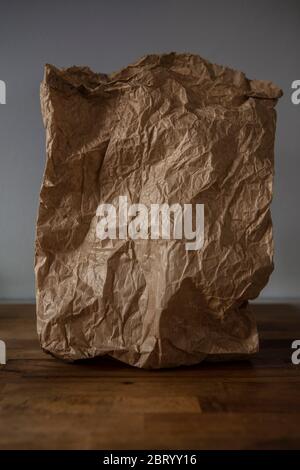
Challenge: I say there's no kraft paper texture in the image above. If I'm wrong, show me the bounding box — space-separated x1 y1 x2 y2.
35 53 282 368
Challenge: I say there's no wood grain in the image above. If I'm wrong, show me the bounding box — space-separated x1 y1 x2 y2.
0 302 299 449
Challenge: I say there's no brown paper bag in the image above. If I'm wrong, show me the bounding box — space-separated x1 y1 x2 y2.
35 53 282 368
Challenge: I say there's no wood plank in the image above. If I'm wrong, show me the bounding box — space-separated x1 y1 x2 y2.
0 302 300 449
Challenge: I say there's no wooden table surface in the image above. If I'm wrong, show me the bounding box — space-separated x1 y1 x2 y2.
0 302 299 450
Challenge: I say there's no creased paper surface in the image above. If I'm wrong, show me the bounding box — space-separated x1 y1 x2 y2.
35 53 282 368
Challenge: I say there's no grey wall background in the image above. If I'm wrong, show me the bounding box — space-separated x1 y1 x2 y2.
0 0 299 300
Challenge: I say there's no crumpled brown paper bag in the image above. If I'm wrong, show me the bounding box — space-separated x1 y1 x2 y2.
35 53 282 368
